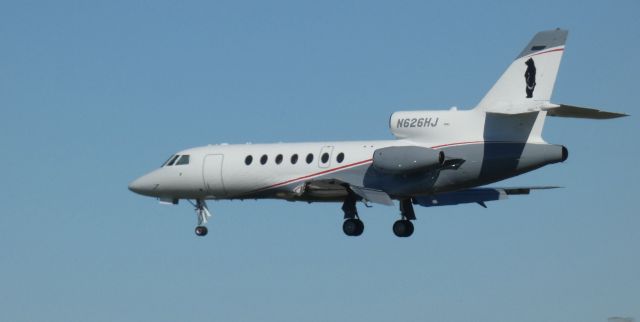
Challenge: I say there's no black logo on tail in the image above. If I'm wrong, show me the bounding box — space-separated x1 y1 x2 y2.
525 58 536 98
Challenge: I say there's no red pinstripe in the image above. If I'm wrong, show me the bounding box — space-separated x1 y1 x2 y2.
242 140 519 194
529 47 564 57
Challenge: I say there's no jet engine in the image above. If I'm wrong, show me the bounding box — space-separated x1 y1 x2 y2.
372 146 445 174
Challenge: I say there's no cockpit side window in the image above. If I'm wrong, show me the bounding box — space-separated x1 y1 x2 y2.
176 155 190 165
167 155 180 166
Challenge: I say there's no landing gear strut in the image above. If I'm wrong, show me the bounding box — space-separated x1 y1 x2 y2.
393 199 415 238
342 190 364 236
190 199 211 237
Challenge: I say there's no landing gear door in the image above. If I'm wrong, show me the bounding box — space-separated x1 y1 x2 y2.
318 145 334 168
203 154 227 196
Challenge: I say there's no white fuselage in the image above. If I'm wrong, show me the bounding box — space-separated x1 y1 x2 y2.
128 108 550 202
132 139 404 200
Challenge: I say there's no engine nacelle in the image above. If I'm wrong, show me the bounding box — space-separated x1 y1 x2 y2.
372 146 445 174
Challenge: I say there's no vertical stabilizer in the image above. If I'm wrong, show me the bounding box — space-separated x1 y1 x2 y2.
475 29 568 114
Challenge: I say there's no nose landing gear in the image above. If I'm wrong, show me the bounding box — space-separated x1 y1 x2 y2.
190 199 212 237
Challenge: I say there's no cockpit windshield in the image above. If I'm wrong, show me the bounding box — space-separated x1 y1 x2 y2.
162 155 180 167
161 154 190 167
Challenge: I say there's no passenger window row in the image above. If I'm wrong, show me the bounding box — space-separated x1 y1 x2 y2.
245 152 345 166
161 152 345 167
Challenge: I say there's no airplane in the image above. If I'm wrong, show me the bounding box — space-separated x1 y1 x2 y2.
129 29 627 237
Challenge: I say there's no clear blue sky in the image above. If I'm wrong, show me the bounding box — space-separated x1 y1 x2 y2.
1 1 638 321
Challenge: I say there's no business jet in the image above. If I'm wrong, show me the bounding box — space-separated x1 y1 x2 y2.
129 29 626 237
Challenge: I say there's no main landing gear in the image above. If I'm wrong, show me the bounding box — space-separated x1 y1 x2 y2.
342 192 364 236
343 218 364 236
341 192 416 238
190 199 212 237
393 199 416 238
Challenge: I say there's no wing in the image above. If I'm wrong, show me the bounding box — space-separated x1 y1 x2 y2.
349 185 394 206
292 179 394 206
413 186 559 208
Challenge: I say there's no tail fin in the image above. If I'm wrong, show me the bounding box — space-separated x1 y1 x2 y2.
475 29 568 114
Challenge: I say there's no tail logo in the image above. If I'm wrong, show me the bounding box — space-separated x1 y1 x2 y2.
525 58 536 98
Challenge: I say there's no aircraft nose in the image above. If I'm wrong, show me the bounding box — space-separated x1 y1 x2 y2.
128 174 157 196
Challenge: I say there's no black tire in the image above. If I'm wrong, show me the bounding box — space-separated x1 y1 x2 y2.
405 220 414 237
393 220 414 237
343 219 363 236
195 226 208 236
355 219 365 236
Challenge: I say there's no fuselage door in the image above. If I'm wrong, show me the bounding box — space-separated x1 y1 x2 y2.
318 145 334 168
203 154 227 196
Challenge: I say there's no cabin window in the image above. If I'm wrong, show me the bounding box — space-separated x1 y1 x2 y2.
306 153 314 164
275 154 283 164
176 155 190 165
260 154 268 165
245 155 253 165
291 154 298 164
167 155 180 166
336 152 344 163
321 153 329 163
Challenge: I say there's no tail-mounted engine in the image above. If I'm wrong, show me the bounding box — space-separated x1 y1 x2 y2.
372 146 445 174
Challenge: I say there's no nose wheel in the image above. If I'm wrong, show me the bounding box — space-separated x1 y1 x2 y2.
195 226 208 236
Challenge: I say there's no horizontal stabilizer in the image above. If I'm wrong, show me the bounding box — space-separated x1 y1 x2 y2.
414 186 559 208
350 186 394 206
543 104 628 119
